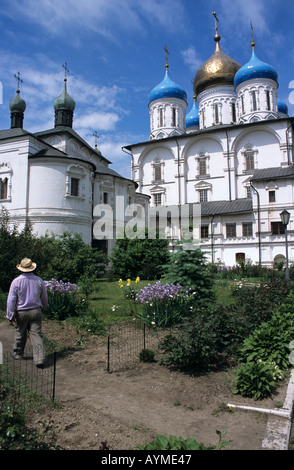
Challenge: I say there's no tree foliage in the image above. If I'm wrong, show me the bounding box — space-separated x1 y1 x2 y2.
109 234 170 280
161 243 214 306
0 206 107 292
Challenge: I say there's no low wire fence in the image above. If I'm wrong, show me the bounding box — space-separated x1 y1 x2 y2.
0 345 57 414
106 320 171 373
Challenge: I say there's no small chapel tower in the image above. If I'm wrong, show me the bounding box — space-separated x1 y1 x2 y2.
54 63 76 128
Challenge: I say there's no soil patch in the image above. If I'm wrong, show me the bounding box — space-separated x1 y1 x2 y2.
0 320 291 451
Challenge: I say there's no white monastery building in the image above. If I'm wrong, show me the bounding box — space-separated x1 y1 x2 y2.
124 17 294 267
0 74 149 256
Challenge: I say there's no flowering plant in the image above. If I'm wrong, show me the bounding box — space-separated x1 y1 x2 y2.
44 278 87 320
45 278 80 295
135 281 196 328
119 277 141 301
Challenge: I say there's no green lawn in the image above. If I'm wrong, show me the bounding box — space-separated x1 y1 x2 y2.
88 279 156 324
88 278 235 325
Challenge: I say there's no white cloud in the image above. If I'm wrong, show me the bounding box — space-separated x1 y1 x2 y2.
181 46 203 72
218 0 269 36
4 0 186 39
75 111 120 132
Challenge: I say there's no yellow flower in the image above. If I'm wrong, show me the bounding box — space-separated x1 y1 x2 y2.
135 277 140 284
127 278 131 286
119 279 124 288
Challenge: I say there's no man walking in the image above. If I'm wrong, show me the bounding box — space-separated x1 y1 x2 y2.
6 258 48 368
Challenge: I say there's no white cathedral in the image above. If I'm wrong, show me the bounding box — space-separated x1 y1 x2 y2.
124 19 294 267
0 16 293 267
0 74 149 256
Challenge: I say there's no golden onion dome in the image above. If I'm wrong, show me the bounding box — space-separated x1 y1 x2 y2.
193 33 241 96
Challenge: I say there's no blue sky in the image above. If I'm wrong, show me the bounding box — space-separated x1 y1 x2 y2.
0 0 293 178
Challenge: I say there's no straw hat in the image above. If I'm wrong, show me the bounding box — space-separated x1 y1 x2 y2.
16 258 37 272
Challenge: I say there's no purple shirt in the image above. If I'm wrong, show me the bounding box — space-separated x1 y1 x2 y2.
6 273 49 320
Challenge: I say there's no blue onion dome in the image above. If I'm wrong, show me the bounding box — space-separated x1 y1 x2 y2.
9 89 26 113
186 96 199 128
149 65 187 104
277 98 288 116
234 42 278 88
54 78 76 111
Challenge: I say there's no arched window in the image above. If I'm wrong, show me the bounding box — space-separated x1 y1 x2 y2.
0 177 8 200
152 158 164 183
158 108 164 127
214 104 220 125
65 164 86 199
171 107 177 127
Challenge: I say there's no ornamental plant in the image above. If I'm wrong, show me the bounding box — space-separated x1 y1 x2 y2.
161 244 214 308
232 360 279 400
120 277 141 300
238 309 294 370
135 281 196 328
44 278 87 320
137 431 231 450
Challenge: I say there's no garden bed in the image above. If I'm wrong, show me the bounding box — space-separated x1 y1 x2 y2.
26 320 291 450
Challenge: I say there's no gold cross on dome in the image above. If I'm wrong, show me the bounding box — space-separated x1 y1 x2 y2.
212 11 219 34
250 20 256 48
163 45 169 68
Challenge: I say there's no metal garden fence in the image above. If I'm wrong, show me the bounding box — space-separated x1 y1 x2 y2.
106 320 170 373
0 345 57 413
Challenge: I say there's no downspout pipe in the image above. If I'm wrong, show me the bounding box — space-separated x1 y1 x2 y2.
250 181 261 266
286 119 294 166
210 214 215 263
175 139 181 206
225 130 232 201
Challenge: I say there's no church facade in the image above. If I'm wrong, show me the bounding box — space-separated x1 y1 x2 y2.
0 76 149 255
124 22 294 267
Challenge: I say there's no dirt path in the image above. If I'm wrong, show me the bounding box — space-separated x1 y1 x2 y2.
0 320 291 451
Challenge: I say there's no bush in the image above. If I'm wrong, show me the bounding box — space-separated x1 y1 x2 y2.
210 259 283 281
159 322 215 372
0 208 107 292
139 348 155 363
158 302 249 372
232 360 279 400
238 309 294 370
231 278 289 331
109 234 170 280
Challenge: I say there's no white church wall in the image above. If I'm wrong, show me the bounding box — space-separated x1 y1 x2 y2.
27 159 93 242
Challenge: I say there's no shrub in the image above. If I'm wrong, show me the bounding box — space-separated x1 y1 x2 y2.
109 234 170 280
0 208 107 292
238 309 294 370
210 260 283 281
231 278 289 331
232 360 280 400
158 302 250 372
0 402 60 450
139 348 155 363
159 321 215 372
